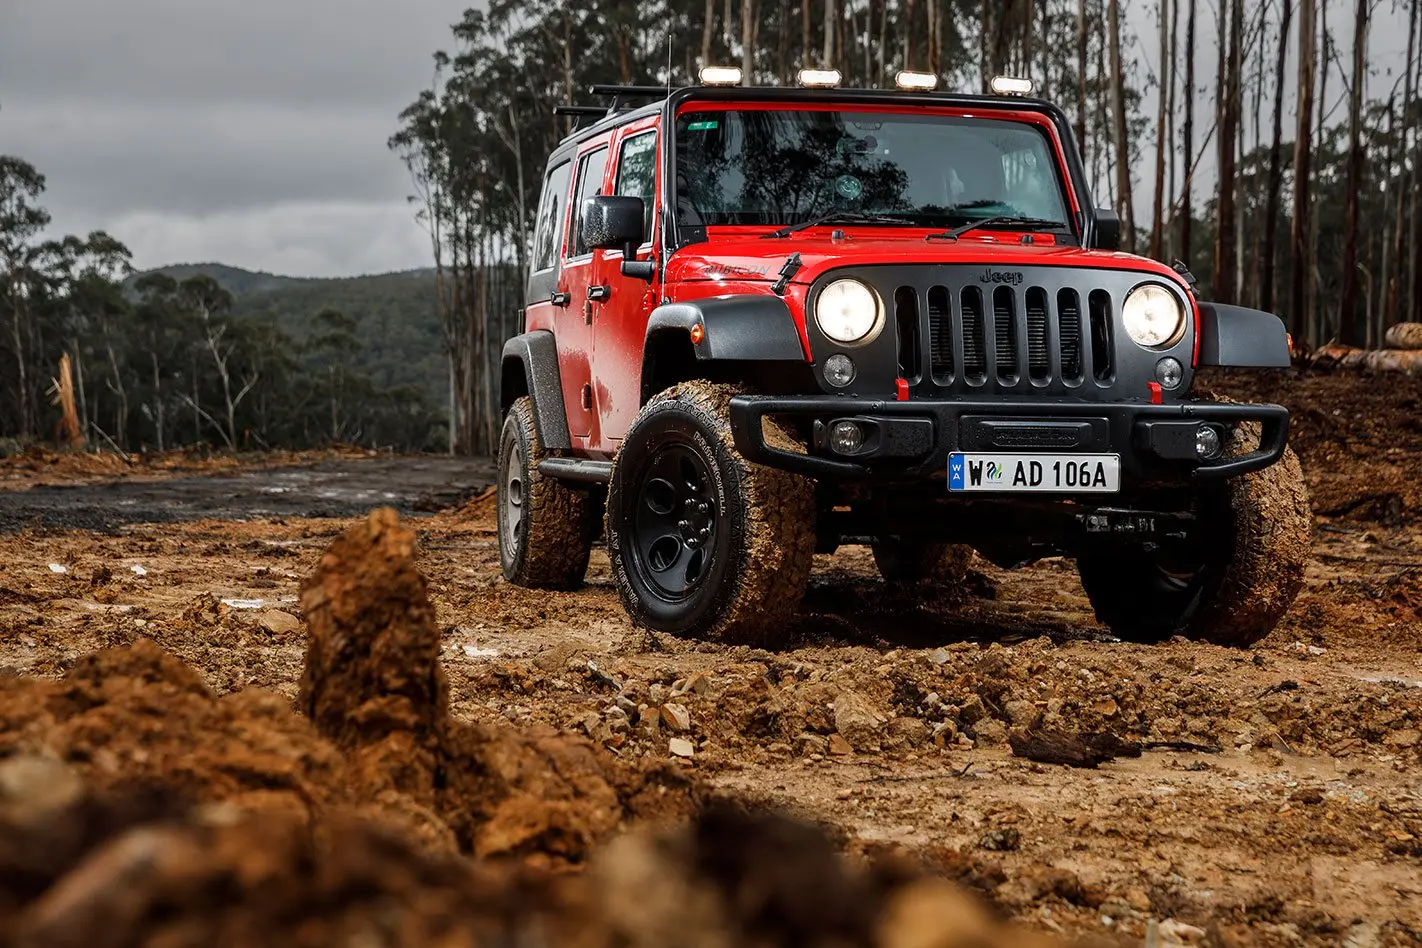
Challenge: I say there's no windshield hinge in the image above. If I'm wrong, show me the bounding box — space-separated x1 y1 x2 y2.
771 253 803 296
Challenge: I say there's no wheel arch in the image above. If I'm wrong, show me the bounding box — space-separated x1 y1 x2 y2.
501 330 571 451
640 296 812 404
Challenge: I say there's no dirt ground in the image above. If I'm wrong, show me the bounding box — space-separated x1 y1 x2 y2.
1 369 1420 945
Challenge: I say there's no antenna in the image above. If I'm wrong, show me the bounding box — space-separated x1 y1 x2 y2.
665 13 673 95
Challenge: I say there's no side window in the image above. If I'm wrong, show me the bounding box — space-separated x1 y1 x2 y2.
614 130 657 242
531 161 572 273
567 146 609 259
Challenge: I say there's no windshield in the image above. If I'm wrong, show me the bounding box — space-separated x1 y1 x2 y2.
673 109 1071 234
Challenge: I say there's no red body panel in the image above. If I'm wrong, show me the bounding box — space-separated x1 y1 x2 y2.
539 97 1200 458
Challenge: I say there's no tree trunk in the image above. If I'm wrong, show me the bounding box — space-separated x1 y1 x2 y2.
1180 0 1196 267
1261 0 1293 314
702 0 716 67
1290 0 1317 343
1149 0 1170 259
1213 0 1241 302
1076 0 1088 156
823 0 835 65
742 0 755 80
801 0 810 68
1108 0 1135 252
1338 0 1369 346
1391 0 1419 325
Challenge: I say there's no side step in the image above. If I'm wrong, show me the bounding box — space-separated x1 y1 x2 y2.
537 458 613 484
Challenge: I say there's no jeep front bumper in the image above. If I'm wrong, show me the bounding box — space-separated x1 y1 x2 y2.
728 396 1289 483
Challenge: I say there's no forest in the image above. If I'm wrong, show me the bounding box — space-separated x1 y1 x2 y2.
390 0 1421 454
0 158 446 454
3 0 1416 455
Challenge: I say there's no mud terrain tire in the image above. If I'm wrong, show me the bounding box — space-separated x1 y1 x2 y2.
871 538 973 587
605 381 815 643
496 396 595 589
1077 420 1312 647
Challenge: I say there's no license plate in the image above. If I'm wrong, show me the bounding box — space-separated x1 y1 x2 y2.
948 453 1120 493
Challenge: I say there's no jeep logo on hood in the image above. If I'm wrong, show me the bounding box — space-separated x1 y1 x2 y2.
980 268 1025 286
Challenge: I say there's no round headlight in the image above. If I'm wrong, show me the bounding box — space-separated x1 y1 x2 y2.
1122 284 1186 349
815 279 881 345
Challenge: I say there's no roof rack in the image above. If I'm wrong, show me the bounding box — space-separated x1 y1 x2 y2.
588 84 672 98
554 105 610 118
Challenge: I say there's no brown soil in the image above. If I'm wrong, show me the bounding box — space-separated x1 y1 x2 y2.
0 444 375 491
1 370 1420 946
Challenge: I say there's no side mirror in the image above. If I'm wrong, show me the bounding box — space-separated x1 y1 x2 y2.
582 195 645 253
1092 208 1121 251
581 195 655 281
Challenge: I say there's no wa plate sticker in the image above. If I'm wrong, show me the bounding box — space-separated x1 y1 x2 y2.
686 120 719 131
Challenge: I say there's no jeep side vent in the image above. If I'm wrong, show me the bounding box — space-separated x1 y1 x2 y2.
1088 289 1114 382
1025 287 1050 381
992 286 1019 383
926 285 953 383
893 286 922 384
959 286 987 382
1057 289 1084 382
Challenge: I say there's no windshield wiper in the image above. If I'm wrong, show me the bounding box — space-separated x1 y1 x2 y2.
763 212 909 239
926 216 1066 242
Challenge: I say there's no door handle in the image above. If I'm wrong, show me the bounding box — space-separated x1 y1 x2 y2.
588 285 611 302
550 290 571 306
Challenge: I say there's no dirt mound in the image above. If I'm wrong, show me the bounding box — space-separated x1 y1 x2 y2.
0 507 1059 946
0 762 1048 948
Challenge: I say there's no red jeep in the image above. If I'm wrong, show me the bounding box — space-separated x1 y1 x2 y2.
497 75 1310 647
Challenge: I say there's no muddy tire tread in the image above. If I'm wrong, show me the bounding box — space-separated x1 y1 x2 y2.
606 381 816 644
499 396 594 590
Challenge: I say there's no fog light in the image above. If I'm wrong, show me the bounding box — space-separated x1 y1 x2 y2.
1155 356 1183 390
1195 425 1222 459
823 353 856 387
829 420 864 454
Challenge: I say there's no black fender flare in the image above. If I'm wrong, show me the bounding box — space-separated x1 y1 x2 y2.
501 331 571 450
645 294 808 362
1196 302 1292 368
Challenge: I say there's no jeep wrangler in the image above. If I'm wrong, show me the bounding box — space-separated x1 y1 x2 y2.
497 72 1310 647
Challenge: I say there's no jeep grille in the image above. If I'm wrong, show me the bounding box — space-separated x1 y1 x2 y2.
809 265 1195 402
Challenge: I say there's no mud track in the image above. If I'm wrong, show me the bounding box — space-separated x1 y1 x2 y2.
1 371 1420 945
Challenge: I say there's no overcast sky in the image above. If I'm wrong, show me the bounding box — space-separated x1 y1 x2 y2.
1 0 464 277
0 1 1411 278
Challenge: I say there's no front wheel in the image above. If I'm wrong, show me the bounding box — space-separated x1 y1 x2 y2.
1077 437 1311 647
605 381 815 643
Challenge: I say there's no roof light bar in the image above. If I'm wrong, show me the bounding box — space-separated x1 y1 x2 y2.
797 68 843 88
990 75 1036 96
699 65 743 86
895 70 939 91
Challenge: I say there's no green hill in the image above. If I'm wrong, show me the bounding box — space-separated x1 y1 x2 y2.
132 263 446 408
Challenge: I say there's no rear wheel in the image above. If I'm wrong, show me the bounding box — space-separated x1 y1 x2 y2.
605 381 815 643
496 396 595 589
1077 425 1311 647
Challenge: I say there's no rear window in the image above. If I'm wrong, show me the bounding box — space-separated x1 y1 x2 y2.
531 161 572 272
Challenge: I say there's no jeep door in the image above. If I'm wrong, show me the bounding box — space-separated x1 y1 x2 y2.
591 118 660 447
556 138 612 445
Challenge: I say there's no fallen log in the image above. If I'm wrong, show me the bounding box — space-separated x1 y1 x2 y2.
1384 322 1422 350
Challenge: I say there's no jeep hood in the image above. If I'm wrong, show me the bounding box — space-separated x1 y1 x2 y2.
663 230 1191 292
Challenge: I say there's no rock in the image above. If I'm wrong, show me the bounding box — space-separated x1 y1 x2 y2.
1158 919 1208 943
1342 921 1383 948
1091 697 1119 718
636 707 661 738
1290 787 1325 805
973 718 1008 747
828 733 854 756
1003 700 1038 727
766 742 793 759
931 720 958 746
978 827 1020 852
672 672 711 696
928 648 951 665
1124 887 1151 912
661 703 691 733
256 610 302 636
668 737 695 758
956 695 986 725
1383 728 1420 748
797 734 828 757
882 716 930 752
533 639 586 672
834 690 887 751
0 755 84 824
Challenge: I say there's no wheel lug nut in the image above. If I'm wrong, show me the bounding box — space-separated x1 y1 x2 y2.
678 519 690 530
699 527 710 537
697 502 709 514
